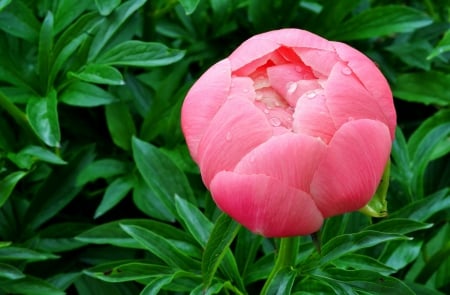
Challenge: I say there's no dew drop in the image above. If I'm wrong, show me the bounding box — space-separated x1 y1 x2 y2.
307 91 317 99
226 132 232 141
269 117 282 127
341 66 352 75
287 82 297 94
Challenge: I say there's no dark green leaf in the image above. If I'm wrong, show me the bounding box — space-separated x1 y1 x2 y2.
94 175 134 218
38 11 54 93
105 102 136 150
0 276 65 295
264 267 297 295
379 239 423 271
365 218 432 235
0 246 58 262
96 41 185 67
178 0 200 14
31 222 90 253
0 1 40 42
69 64 124 85
329 5 432 40
120 224 200 270
26 90 60 147
0 171 27 207
76 219 194 248
60 81 118 107
394 72 450 106
76 159 128 186
74 275 139 295
202 213 240 289
0 263 25 280
25 145 96 230
84 261 173 282
132 137 195 217
88 0 146 60
53 0 91 34
95 0 121 16
428 29 450 60
333 254 396 275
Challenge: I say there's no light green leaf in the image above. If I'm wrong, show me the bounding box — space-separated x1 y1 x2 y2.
105 102 136 150
96 41 185 67
95 0 121 15
428 29 450 59
202 213 240 289
0 171 27 207
60 81 117 107
26 90 60 147
0 263 25 280
0 246 58 262
69 64 124 85
0 1 40 42
329 5 432 40
18 145 67 165
394 72 450 106
0 0 11 11
120 224 200 270
94 176 134 218
365 218 433 235
178 0 200 14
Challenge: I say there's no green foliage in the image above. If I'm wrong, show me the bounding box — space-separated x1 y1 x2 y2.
0 0 449 294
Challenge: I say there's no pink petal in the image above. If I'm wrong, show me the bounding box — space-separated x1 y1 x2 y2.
210 171 324 237
332 42 396 138
293 48 340 77
310 119 392 217
234 132 327 192
325 61 391 132
293 90 337 143
197 98 273 186
181 59 232 162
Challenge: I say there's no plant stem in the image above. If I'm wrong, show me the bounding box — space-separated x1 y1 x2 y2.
261 237 300 295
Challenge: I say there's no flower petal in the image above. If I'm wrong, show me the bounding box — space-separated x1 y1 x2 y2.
332 41 396 138
210 171 324 237
181 59 232 162
255 28 335 51
310 119 392 217
197 98 273 186
234 132 327 192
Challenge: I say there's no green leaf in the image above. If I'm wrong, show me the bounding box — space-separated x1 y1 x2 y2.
94 175 134 218
76 159 128 186
394 72 450 106
74 275 139 295
76 219 193 249
428 29 450 59
25 145 96 230
264 267 297 295
0 246 58 262
329 5 432 40
364 218 433 235
385 40 433 70
53 0 91 34
334 254 396 275
0 263 25 280
120 224 200 270
105 102 136 150
26 90 60 147
309 231 409 268
60 81 118 107
30 222 89 253
0 276 65 295
84 261 173 282
96 41 185 67
18 145 67 165
132 137 195 217
313 268 415 295
88 0 146 60
0 171 27 208
202 213 240 289
0 0 11 11
95 0 121 15
0 1 40 42
178 0 200 14
38 11 54 94
69 64 124 85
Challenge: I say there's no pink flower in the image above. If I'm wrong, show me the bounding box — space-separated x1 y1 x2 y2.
181 29 396 237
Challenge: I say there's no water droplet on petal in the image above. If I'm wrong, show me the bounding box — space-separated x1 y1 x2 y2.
269 117 281 127
341 66 352 75
287 82 297 94
226 132 232 141
307 91 317 99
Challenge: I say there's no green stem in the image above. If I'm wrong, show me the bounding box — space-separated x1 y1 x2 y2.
0 90 29 128
261 237 300 295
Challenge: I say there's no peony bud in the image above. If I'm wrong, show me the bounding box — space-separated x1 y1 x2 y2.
181 29 396 237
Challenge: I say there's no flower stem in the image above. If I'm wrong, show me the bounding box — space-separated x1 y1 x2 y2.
261 237 300 295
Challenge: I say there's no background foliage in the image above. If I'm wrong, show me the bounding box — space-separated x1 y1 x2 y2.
0 0 449 294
